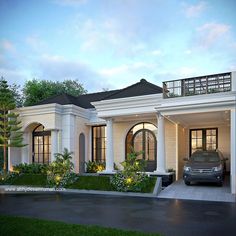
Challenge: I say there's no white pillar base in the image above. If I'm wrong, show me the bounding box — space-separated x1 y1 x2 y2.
99 170 116 174
153 169 167 175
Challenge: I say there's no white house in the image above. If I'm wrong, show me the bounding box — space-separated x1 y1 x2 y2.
8 72 236 193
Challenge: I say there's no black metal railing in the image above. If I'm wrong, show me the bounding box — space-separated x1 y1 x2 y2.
163 72 231 98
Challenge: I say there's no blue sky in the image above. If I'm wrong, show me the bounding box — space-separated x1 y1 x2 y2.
0 0 236 92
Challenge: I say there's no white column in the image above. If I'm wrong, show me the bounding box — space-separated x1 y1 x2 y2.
51 130 59 162
230 108 236 194
103 118 115 173
231 71 236 92
155 112 166 173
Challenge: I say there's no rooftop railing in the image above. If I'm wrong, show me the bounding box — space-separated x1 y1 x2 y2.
163 72 231 98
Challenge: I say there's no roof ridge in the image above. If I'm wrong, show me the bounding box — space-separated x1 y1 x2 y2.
103 78 162 100
102 80 144 100
77 88 120 97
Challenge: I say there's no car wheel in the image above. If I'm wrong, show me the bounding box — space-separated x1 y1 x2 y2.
184 181 191 186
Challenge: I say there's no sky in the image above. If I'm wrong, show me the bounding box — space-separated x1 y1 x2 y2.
0 0 236 92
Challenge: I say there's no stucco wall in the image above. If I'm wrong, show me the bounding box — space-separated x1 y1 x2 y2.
164 120 177 171
74 116 90 173
112 118 177 171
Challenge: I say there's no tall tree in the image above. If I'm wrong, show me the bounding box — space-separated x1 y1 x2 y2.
0 78 25 174
23 79 87 106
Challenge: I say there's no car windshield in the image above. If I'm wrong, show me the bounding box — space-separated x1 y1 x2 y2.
190 152 220 162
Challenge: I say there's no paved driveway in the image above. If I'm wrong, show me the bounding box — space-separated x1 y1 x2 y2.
158 176 236 202
0 193 236 236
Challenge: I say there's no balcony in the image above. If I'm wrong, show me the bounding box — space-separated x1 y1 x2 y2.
163 72 231 99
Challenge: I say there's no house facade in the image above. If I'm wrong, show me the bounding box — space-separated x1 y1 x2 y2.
8 72 236 194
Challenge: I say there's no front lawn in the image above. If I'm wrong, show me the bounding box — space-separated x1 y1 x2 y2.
0 174 157 193
0 215 161 236
67 175 114 191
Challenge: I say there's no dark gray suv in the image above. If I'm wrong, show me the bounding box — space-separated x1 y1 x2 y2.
183 150 227 186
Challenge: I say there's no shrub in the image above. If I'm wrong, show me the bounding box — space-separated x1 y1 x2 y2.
85 161 105 173
0 171 20 184
47 148 78 188
111 150 149 192
13 163 48 174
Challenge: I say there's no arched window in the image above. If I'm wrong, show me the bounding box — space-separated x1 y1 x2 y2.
32 124 51 164
126 122 157 171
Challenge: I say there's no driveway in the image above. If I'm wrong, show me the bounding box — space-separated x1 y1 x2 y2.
0 193 236 236
158 176 236 202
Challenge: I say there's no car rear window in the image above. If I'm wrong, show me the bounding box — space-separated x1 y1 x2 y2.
191 152 220 162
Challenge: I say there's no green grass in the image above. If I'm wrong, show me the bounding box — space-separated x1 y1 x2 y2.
0 215 161 236
0 174 157 193
5 174 47 186
67 175 114 191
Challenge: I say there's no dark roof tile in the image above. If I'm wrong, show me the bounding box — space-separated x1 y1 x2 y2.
36 79 162 108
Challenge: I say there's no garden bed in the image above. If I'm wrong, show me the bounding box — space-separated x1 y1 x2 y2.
0 174 157 193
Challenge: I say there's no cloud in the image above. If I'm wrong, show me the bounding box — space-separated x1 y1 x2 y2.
25 35 48 52
184 1 207 18
196 23 231 48
100 62 155 77
98 61 158 88
178 66 197 77
0 39 16 53
0 67 28 85
53 0 87 7
37 54 110 92
184 49 192 55
72 15 152 56
151 50 162 56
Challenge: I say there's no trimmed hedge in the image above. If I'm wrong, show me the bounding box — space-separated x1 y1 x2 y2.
4 174 47 186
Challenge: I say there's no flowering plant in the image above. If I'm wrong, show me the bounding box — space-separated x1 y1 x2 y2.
111 150 149 192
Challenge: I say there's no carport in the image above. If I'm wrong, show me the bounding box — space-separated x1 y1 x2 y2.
158 106 236 197
158 176 235 202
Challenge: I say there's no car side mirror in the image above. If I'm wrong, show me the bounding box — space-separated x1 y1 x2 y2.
183 158 188 161
224 157 229 161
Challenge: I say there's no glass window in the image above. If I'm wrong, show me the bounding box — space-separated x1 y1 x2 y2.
92 126 106 162
32 124 51 164
190 128 218 155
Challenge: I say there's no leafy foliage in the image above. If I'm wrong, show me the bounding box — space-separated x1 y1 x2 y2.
47 148 78 188
23 79 87 106
0 78 26 174
13 163 48 174
111 150 149 192
85 161 105 173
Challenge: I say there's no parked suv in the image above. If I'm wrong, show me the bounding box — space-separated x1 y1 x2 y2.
183 150 227 186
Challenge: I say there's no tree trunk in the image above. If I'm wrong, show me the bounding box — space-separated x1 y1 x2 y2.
3 143 7 175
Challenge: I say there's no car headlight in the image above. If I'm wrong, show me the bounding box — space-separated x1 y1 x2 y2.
212 165 222 172
184 166 191 172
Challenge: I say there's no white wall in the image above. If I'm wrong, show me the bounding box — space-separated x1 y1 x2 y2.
112 118 178 171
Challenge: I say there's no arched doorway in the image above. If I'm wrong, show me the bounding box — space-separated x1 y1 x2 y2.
79 133 85 173
126 122 157 171
32 124 51 164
